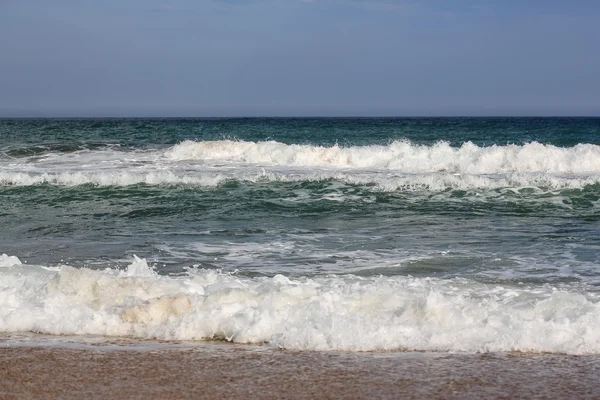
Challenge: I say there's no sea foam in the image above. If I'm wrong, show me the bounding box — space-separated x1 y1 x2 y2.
166 140 600 174
1 255 599 354
0 253 21 268
1 170 598 193
2 140 600 192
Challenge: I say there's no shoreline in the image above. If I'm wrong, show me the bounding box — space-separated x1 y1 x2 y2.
1 339 600 399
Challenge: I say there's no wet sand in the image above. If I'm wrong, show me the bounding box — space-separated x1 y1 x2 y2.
1 341 600 399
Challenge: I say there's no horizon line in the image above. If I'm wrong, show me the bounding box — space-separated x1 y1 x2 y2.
1 115 599 119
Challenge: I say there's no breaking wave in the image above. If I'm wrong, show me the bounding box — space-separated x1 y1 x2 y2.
1 254 600 354
1 171 599 194
1 140 599 192
166 140 600 174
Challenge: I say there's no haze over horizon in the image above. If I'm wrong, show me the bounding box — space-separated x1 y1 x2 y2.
1 0 599 117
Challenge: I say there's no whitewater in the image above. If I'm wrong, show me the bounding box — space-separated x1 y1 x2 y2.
2 254 600 354
1 140 600 192
1 118 599 355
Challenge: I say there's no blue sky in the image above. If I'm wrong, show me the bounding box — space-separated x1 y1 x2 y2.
0 0 598 116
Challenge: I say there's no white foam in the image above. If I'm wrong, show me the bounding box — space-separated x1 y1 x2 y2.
1 140 599 192
1 255 600 354
166 140 600 174
0 168 598 194
121 255 157 278
0 254 21 268
0 171 228 187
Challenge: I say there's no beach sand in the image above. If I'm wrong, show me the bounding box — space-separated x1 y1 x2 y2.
1 339 600 399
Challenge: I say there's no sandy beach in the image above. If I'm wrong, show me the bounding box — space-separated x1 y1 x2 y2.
1 339 600 399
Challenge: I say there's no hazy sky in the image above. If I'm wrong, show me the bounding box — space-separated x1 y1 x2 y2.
1 0 599 116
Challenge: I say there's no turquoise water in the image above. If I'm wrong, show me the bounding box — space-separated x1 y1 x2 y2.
1 117 600 352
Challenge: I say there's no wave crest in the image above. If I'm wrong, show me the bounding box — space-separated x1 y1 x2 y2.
166 140 600 174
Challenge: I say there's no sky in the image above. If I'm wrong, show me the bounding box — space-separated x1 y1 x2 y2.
0 0 599 116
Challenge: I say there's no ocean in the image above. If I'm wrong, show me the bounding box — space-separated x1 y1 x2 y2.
1 117 600 355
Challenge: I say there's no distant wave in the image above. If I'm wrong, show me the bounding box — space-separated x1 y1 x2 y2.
0 171 227 187
1 170 599 193
1 140 600 191
166 140 600 174
1 254 600 354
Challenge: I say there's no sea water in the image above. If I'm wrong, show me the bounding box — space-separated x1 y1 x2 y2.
1 117 599 353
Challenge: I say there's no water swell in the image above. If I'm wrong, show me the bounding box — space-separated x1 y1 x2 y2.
0 143 122 159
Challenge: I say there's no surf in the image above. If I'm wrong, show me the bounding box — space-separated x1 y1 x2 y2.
165 140 600 174
2 254 600 354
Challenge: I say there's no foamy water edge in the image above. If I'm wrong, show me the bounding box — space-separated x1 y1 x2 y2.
1 254 599 354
